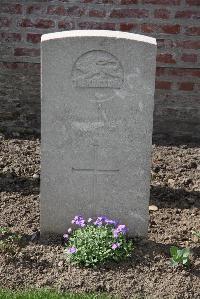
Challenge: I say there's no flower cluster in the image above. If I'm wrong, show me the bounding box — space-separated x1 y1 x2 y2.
113 224 128 238
69 215 118 228
64 215 127 252
71 215 85 227
63 215 133 266
93 216 118 227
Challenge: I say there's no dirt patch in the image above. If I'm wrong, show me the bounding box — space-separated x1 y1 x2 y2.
0 136 199 299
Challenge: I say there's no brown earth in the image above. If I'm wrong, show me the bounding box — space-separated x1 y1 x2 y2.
0 135 199 299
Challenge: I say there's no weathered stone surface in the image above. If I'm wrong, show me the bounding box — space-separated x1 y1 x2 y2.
41 30 157 236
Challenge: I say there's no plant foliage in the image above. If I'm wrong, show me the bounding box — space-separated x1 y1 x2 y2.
0 226 22 253
63 216 133 267
170 246 190 267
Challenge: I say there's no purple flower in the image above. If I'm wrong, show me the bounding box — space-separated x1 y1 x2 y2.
93 216 107 227
87 218 93 223
67 246 77 254
72 215 85 227
113 230 119 238
105 219 118 227
112 243 120 250
117 225 128 234
113 224 128 238
63 233 69 240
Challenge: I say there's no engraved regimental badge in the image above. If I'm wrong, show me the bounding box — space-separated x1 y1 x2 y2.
72 50 124 88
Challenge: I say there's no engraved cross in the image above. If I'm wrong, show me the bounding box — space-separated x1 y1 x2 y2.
72 144 119 201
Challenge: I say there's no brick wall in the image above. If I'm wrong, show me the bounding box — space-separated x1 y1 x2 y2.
0 0 199 142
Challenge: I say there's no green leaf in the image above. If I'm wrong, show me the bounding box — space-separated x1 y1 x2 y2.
170 246 178 257
182 258 189 265
170 259 178 267
182 248 190 257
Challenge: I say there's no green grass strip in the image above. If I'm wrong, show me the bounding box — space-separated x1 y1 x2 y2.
0 289 117 299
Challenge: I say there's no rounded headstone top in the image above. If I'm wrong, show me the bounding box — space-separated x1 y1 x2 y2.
41 30 156 45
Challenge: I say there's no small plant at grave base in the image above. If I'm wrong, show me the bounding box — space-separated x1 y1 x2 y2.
63 216 133 267
0 226 22 253
170 246 190 267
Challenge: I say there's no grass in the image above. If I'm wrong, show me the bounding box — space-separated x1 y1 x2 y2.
0 289 118 299
0 290 149 299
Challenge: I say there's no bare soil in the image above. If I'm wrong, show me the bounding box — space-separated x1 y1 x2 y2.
0 135 199 299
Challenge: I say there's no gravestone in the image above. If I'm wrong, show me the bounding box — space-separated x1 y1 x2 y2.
41 30 157 236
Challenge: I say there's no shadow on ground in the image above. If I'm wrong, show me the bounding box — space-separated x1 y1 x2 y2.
153 136 200 147
0 132 40 141
0 173 39 195
150 185 200 209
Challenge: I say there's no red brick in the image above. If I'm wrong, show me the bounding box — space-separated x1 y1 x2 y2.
89 9 106 18
168 68 200 77
19 19 55 29
141 24 180 34
78 22 116 30
47 5 85 17
0 62 40 71
179 82 194 91
154 9 170 19
161 24 180 34
141 24 157 33
36 19 55 29
0 4 22 14
181 53 197 63
176 40 200 50
26 5 44 14
157 39 200 50
121 0 138 3
58 20 75 30
157 53 176 64
14 48 40 57
185 26 200 36
47 5 66 15
0 17 11 28
142 0 180 4
156 80 172 90
19 19 33 28
156 67 166 76
27 33 42 44
110 8 148 18
186 0 200 5
0 32 21 42
67 6 85 17
175 11 200 19
120 23 138 31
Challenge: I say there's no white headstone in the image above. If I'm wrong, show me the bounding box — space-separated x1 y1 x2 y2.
41 30 157 236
